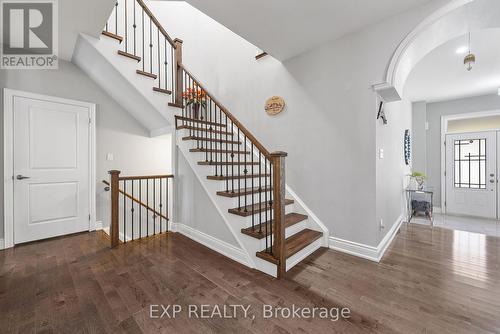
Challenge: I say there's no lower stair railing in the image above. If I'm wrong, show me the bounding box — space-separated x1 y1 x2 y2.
106 171 173 248
176 64 288 278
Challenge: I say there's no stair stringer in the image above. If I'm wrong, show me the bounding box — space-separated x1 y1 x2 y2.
176 137 281 276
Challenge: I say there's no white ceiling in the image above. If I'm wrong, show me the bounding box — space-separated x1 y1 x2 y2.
405 28 500 102
167 0 435 60
60 0 116 60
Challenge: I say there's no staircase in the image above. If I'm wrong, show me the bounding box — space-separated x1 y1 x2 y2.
96 0 327 278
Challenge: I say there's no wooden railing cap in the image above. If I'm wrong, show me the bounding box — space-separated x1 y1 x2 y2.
270 151 288 157
108 170 121 175
174 38 183 44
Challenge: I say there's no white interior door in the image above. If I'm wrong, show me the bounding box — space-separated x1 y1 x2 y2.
13 95 91 244
445 131 496 219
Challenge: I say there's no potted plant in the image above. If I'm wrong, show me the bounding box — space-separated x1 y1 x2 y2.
182 85 207 119
409 171 426 190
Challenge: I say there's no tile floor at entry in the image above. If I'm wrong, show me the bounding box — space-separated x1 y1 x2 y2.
412 213 500 237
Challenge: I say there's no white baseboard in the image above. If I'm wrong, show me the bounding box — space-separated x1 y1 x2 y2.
172 222 251 267
94 220 103 230
329 214 404 262
0 238 4 250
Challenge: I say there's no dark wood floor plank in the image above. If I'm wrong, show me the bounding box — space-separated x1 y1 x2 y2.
1 223 500 333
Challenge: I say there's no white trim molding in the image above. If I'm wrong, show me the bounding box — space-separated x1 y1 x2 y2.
0 239 5 250
3 88 97 249
329 214 404 262
172 222 251 267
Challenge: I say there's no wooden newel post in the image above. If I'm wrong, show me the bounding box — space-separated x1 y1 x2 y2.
174 38 183 106
271 151 287 279
108 170 121 248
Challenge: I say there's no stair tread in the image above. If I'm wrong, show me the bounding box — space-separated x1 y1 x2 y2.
228 199 294 217
198 161 260 166
217 186 271 198
208 174 271 181
256 229 323 264
177 125 233 136
101 31 123 42
136 70 157 79
190 148 250 154
241 213 308 239
183 136 240 144
175 115 226 127
153 87 172 94
117 50 141 61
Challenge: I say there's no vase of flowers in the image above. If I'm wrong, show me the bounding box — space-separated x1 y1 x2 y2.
182 85 207 119
409 171 426 190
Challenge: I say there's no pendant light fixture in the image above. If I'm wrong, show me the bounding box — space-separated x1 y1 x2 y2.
464 32 476 71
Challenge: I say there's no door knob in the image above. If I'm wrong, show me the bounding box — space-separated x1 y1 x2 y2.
16 175 30 180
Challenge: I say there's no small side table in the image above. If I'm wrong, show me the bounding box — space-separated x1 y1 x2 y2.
405 187 434 225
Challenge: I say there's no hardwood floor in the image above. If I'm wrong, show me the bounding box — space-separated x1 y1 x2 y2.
1 223 499 333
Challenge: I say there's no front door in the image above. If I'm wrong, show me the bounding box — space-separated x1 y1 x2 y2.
13 95 91 244
445 131 497 219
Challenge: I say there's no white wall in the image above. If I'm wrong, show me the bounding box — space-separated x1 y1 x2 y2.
176 149 238 246
376 99 412 239
0 60 172 238
412 93 500 206
146 1 444 247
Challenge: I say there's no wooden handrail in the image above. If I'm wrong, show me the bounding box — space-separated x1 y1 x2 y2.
118 174 173 181
103 179 168 221
136 0 176 47
179 63 272 159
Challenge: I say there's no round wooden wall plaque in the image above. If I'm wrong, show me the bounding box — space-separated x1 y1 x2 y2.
265 96 285 115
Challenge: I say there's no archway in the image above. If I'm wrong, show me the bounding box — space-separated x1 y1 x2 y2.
375 0 500 102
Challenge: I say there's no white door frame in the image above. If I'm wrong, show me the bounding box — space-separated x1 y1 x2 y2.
3 88 96 249
440 109 500 215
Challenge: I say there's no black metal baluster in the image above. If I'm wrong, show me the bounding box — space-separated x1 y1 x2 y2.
123 180 126 243
124 0 128 53
166 178 169 232
251 144 254 230
243 135 247 212
139 179 142 239
171 47 174 103
149 16 153 74
210 103 217 176
164 38 168 90
157 27 161 88
160 177 163 233
221 107 224 176
225 114 229 191
115 1 118 36
265 158 268 251
205 95 209 162
269 161 273 254
231 120 234 194
259 153 262 234
131 179 134 241
133 0 136 55
142 9 145 71
210 99 214 163
146 178 149 236
153 177 156 235
237 127 241 210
